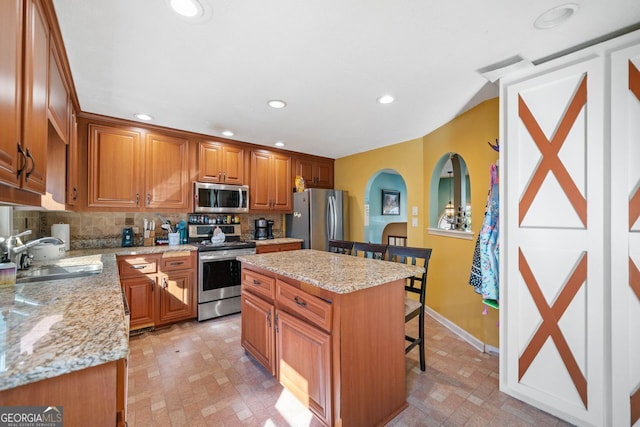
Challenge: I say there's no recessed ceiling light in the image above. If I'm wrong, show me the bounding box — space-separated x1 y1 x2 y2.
534 3 578 29
268 100 287 109
169 0 203 18
221 130 234 137
377 95 395 104
134 113 153 121
274 141 285 147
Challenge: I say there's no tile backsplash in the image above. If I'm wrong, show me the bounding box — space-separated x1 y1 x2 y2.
12 210 284 250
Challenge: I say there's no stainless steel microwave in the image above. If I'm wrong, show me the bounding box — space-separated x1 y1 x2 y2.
193 182 249 213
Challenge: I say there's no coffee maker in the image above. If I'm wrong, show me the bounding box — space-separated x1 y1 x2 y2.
254 218 269 240
266 220 274 239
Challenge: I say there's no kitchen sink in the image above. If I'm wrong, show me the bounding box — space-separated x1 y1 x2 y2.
16 263 103 283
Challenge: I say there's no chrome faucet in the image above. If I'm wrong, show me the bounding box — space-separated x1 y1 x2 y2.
0 230 65 269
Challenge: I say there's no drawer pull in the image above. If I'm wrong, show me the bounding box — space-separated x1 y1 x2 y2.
294 296 307 307
132 265 147 270
168 261 184 266
252 279 261 285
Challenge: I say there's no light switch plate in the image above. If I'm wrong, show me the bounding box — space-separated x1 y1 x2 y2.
412 206 418 215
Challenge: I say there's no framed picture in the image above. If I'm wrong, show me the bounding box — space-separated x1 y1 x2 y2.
382 189 400 215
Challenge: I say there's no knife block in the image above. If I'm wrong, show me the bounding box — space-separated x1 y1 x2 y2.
144 231 155 246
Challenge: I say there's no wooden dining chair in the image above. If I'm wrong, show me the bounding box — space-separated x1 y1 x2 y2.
352 242 388 260
328 239 355 255
387 245 432 371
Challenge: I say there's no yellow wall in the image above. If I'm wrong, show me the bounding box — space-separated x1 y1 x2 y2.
335 138 424 247
335 98 500 348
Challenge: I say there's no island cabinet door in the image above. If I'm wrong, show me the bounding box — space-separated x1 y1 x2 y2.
241 290 275 375
276 309 331 426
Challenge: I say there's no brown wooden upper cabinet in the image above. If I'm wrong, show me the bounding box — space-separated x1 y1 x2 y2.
295 155 334 189
66 109 79 205
197 140 245 184
0 0 49 194
250 150 292 212
87 123 190 211
48 42 69 144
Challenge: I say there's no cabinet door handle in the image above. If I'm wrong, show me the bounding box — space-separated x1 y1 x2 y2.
162 277 168 289
267 310 271 328
218 171 222 181
223 171 226 181
72 187 78 201
25 148 35 179
135 193 140 206
275 313 279 333
150 277 155 291
16 143 27 178
146 193 151 206
294 296 307 307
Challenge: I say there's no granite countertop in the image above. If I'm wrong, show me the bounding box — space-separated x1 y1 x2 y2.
237 249 424 294
0 244 198 392
65 244 198 258
0 252 125 392
252 238 304 246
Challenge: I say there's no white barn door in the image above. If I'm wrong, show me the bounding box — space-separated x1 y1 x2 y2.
611 43 640 427
501 58 605 426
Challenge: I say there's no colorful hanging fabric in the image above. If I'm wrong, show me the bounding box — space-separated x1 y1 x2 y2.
468 163 500 302
469 234 483 293
479 164 499 300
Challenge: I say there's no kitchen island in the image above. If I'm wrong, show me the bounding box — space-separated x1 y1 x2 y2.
0 252 127 425
237 249 424 426
0 244 196 426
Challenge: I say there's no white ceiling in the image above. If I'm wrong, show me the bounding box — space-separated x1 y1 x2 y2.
52 0 640 159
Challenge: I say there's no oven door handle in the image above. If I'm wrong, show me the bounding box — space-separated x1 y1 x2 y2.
199 256 239 262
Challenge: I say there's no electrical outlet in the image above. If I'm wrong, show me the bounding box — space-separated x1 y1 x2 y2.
412 218 418 227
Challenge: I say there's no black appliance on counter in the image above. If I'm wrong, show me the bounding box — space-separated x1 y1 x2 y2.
254 218 274 240
188 222 256 322
121 227 134 247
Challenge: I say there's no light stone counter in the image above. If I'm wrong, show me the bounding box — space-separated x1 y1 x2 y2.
237 249 424 294
0 244 197 392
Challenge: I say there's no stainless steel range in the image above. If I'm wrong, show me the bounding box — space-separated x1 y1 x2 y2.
189 222 256 321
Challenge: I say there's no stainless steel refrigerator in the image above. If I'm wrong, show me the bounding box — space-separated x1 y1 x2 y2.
286 189 349 251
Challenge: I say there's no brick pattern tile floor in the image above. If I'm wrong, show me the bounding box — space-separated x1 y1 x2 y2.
126 313 573 426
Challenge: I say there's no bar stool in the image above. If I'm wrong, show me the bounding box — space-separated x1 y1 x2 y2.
352 242 388 260
387 245 432 371
328 240 354 255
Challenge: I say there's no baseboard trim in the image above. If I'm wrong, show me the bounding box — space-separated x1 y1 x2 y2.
424 306 499 355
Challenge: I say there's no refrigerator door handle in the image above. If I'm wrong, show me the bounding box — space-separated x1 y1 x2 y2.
328 195 337 240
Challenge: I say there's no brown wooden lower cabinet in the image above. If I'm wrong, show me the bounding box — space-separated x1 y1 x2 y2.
276 309 332 425
240 264 407 426
0 359 127 427
117 251 196 331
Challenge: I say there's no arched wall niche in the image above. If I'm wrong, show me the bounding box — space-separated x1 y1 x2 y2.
363 169 408 244
429 152 472 233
